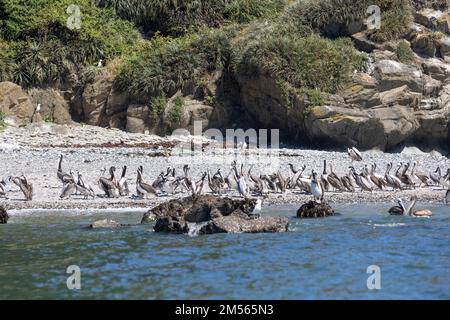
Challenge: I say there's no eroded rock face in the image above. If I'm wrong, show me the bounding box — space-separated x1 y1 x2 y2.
0 82 34 126
28 88 73 124
142 195 289 235
0 206 9 224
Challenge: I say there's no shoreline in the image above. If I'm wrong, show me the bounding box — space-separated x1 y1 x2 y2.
1 124 449 212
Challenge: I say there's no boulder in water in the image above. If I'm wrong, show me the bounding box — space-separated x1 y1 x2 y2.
89 219 122 229
297 201 334 218
143 195 289 235
0 206 8 224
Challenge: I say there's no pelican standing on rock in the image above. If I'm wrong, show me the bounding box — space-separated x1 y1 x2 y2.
118 166 130 196
311 170 324 203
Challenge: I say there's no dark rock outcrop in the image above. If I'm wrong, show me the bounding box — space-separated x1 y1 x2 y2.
0 206 9 224
142 195 289 235
297 201 334 218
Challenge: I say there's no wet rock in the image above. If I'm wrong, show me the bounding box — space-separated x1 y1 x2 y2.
0 206 8 224
297 201 334 218
143 195 289 235
89 219 122 229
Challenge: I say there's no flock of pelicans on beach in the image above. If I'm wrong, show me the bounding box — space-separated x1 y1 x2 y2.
0 148 449 216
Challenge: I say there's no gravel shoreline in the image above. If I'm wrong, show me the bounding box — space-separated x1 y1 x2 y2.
1 124 449 211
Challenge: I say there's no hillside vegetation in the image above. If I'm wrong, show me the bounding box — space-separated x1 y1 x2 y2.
0 0 419 117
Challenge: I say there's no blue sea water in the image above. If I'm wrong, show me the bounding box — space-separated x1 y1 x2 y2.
0 204 449 300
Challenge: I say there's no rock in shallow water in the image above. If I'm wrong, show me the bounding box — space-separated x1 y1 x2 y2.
89 219 122 229
143 195 289 235
297 201 334 218
0 206 8 224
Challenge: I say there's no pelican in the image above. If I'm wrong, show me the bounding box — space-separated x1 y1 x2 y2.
252 199 262 214
0 179 7 198
385 163 402 190
9 175 33 201
311 170 324 203
406 196 433 217
194 172 208 195
136 166 158 198
392 196 432 217
60 182 77 199
350 167 372 192
347 147 363 162
233 165 248 198
207 169 222 194
388 198 404 215
445 189 449 205
98 166 119 198
118 166 130 196
321 160 330 191
368 164 386 190
429 167 442 186
57 154 74 183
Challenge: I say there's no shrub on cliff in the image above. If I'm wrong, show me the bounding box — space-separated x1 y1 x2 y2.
0 0 138 87
283 0 413 42
236 31 366 93
116 26 239 99
98 0 288 35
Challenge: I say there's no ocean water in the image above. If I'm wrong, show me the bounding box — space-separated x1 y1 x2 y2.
0 204 449 300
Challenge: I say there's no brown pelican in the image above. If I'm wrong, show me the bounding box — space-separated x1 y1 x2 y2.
311 170 324 203
446 189 449 205
399 163 415 188
411 162 431 187
57 154 74 183
207 169 222 194
429 167 442 186
340 172 355 192
392 197 432 217
388 198 404 215
406 196 433 217
321 160 330 192
0 179 7 198
347 147 363 162
261 175 278 193
369 164 386 190
60 182 77 199
350 167 372 192
98 166 119 198
194 172 208 195
328 163 345 191
136 166 158 198
9 175 33 201
118 166 130 196
233 165 248 198
385 163 402 190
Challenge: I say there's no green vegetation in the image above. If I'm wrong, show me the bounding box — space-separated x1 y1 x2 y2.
0 0 138 87
368 0 413 43
151 95 167 120
169 96 184 124
99 0 288 35
396 40 415 63
0 0 423 125
0 110 6 129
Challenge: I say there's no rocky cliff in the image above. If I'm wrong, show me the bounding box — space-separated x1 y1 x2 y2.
1 2 449 151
